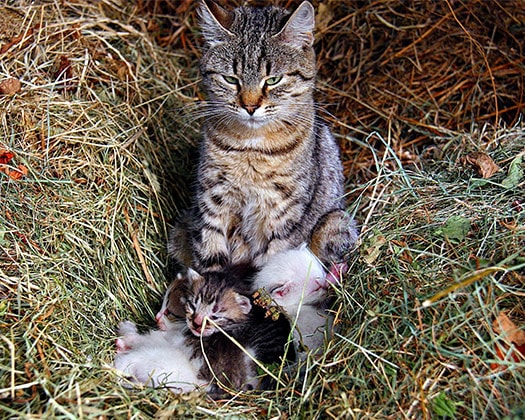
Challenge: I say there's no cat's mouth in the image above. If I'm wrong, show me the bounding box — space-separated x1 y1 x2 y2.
238 116 268 130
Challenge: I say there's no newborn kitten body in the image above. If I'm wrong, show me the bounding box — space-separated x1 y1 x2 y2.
113 321 205 393
181 266 295 394
170 0 358 273
253 244 333 352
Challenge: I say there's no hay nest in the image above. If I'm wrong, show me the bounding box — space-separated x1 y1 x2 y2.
1 0 524 418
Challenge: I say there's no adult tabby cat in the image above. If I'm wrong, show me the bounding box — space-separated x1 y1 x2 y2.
170 0 358 272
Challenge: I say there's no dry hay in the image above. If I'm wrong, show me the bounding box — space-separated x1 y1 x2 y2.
1 0 524 418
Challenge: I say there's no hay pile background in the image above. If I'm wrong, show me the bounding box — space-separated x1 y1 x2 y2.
1 0 523 418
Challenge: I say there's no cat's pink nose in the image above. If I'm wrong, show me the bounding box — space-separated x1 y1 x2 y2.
244 104 258 115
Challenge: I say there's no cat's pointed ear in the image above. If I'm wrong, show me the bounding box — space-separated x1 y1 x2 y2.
235 294 252 314
274 1 315 48
199 0 234 48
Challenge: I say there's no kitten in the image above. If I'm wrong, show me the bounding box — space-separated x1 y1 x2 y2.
181 266 295 394
155 275 186 331
253 244 332 352
113 320 206 393
169 0 358 273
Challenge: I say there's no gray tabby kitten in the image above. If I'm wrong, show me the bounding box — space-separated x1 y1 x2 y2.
170 0 358 272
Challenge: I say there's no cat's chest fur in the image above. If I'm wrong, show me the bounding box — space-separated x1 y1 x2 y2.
201 128 313 253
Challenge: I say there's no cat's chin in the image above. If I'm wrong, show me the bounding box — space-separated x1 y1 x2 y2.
234 112 276 130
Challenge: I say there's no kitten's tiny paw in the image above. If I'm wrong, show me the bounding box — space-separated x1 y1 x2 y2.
155 311 168 331
118 320 137 335
115 338 131 353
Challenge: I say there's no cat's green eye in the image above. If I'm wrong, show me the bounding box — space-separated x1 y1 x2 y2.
265 76 283 86
222 75 239 85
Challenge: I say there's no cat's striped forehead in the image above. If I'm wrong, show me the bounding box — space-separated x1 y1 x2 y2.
200 3 315 82
211 8 290 78
228 6 289 38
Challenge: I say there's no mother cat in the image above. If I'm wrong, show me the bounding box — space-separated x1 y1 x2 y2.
170 0 358 272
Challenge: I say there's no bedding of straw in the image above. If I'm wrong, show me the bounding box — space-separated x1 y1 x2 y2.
1 0 523 418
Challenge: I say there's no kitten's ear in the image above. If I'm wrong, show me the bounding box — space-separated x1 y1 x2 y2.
274 1 315 48
271 283 291 299
185 268 203 284
235 294 252 314
199 0 234 48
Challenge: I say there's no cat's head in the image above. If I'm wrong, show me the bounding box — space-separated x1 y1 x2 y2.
182 268 252 337
198 1 316 133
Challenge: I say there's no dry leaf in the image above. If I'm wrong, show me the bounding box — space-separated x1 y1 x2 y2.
391 239 413 263
0 78 21 95
461 152 500 178
7 164 28 180
54 56 75 91
491 312 525 368
0 149 15 164
493 312 525 346
362 234 386 264
0 149 28 180
0 26 37 54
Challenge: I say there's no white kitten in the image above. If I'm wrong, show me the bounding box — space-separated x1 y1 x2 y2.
253 244 332 353
113 321 206 393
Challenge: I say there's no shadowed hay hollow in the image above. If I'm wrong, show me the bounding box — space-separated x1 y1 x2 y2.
1 0 524 418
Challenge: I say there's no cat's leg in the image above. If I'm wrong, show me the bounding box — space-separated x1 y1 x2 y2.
309 209 358 267
191 210 234 272
167 211 193 272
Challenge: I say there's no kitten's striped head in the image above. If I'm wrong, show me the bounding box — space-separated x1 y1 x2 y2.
198 1 317 133
182 268 252 337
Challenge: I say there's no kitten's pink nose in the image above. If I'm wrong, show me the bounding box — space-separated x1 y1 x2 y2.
192 314 204 331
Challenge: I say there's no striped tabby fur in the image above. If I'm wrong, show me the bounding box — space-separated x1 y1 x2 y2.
170 1 358 272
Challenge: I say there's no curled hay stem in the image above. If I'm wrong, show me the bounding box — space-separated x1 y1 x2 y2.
123 207 155 287
421 266 514 308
